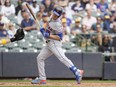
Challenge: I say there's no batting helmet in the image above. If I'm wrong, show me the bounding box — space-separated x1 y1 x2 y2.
53 6 63 17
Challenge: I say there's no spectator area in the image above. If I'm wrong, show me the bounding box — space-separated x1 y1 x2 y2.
0 0 116 62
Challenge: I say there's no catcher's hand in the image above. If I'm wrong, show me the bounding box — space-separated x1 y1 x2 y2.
10 28 25 42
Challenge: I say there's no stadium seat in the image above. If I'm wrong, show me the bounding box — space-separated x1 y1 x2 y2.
25 33 38 40
18 42 32 49
32 41 45 49
37 32 44 41
62 42 76 50
66 47 82 53
12 18 18 24
28 38 40 44
4 42 18 49
87 46 98 52
69 34 76 43
7 14 15 21
28 30 40 37
24 35 31 40
23 48 38 53
9 47 23 52
10 0 18 7
0 47 9 52
17 39 26 44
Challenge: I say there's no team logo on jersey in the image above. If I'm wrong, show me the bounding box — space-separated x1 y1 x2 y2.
47 23 53 31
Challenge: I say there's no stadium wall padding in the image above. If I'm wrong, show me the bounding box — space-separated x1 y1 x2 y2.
103 62 116 80
0 52 2 76
0 52 106 79
82 52 103 78
2 52 39 77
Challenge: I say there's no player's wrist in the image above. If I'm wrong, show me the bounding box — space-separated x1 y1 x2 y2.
40 28 45 35
44 32 50 38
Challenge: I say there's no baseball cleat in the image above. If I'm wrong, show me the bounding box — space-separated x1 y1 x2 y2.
76 70 84 84
70 66 84 84
31 77 46 84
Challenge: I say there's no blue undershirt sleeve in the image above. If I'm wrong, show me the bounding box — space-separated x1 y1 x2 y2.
57 33 63 40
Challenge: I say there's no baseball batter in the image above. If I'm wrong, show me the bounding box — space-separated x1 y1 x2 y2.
31 6 83 84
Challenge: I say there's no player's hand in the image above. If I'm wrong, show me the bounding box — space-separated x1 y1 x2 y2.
40 28 50 38
40 28 45 35
43 32 50 38
10 28 25 42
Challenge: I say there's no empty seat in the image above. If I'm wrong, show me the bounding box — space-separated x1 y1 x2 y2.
28 38 40 44
18 42 32 49
62 42 76 50
37 32 44 41
24 34 38 40
24 48 38 53
9 47 23 52
66 47 82 53
0 47 9 52
4 42 18 49
32 42 45 49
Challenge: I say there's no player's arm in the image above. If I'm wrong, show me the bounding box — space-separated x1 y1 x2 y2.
40 28 62 41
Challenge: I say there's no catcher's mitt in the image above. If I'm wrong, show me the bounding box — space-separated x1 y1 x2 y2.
10 28 25 42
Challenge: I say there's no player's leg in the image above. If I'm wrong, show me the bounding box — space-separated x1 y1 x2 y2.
37 47 53 80
31 46 53 84
50 45 83 84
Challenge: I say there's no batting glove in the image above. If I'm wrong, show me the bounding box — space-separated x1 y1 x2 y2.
40 28 50 38
43 32 50 38
40 28 45 35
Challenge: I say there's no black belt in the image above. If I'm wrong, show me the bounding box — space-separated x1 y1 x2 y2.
46 40 50 43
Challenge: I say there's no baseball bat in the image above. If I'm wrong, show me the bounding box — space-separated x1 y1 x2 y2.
25 3 42 30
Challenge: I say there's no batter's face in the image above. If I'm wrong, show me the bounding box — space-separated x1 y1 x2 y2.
52 13 59 20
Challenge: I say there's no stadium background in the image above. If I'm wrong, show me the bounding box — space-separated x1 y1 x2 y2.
0 0 116 87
